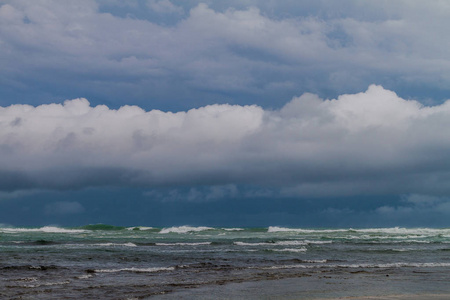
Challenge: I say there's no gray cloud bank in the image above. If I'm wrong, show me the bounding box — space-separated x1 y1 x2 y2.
1 0 450 109
2 85 450 197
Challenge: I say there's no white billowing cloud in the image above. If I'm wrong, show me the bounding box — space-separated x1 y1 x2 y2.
3 85 450 197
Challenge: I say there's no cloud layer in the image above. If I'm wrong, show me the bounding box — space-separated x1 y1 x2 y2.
2 0 450 109
2 85 450 197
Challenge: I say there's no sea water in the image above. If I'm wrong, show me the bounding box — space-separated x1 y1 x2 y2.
1 225 449 299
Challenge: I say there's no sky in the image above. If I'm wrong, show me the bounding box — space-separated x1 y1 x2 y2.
1 0 450 227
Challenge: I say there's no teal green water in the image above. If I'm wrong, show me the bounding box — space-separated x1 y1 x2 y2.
1 225 449 299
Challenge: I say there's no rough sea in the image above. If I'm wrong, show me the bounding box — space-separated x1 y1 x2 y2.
1 225 449 299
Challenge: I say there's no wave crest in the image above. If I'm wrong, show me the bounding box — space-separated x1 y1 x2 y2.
159 226 213 234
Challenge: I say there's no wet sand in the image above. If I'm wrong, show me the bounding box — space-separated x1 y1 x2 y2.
341 296 450 300
152 271 450 300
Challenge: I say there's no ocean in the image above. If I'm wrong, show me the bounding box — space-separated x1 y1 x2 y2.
1 225 449 299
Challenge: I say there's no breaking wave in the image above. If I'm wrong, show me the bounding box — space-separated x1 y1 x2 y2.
159 226 214 234
0 226 86 234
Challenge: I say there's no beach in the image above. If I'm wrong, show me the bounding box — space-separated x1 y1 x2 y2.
152 272 450 299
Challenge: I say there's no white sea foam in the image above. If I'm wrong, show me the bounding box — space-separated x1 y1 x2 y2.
267 226 305 233
263 264 312 270
126 226 154 231
233 242 263 246
398 240 432 244
1 226 86 233
351 227 450 235
362 239 432 244
234 242 269 246
155 242 211 246
303 240 333 244
95 267 175 273
37 226 85 233
345 234 430 240
222 228 244 231
267 226 346 233
273 248 307 253
234 240 308 246
93 242 137 247
275 240 308 246
159 226 213 234
234 240 330 246
267 226 450 236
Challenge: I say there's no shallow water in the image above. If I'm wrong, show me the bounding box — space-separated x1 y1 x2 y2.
1 225 449 299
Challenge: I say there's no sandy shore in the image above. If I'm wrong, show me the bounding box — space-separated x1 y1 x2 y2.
330 296 450 300
151 272 450 300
